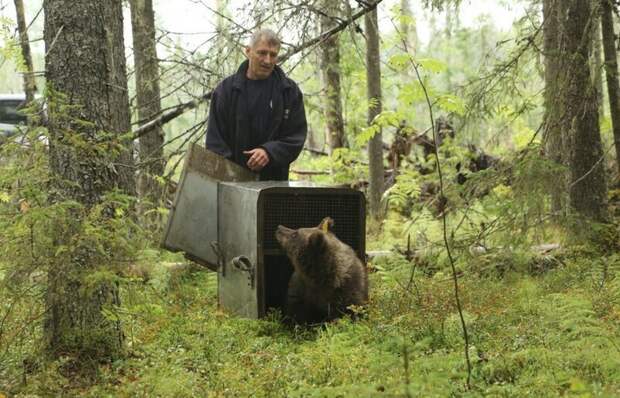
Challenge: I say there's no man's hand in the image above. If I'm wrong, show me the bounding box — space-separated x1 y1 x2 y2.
243 148 270 171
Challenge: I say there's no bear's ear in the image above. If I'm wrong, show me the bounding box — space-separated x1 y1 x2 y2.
308 230 326 250
318 217 334 232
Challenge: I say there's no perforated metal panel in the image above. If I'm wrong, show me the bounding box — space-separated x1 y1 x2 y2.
259 189 365 259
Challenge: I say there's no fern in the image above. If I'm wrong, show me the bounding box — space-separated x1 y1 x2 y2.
544 293 616 351
588 254 620 290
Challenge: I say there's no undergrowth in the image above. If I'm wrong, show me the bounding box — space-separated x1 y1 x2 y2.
1 244 618 397
1 111 618 397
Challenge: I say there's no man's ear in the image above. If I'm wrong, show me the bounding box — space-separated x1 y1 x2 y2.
308 231 326 250
244 46 251 58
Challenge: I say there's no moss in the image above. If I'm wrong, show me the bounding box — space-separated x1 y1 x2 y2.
2 249 620 397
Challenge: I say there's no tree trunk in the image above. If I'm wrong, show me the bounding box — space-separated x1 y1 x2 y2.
365 7 384 220
542 0 566 215
130 0 164 206
215 0 228 61
43 0 133 358
443 5 456 90
215 0 226 31
561 0 608 221
13 0 37 105
400 0 417 55
592 8 605 117
320 0 345 152
601 0 620 177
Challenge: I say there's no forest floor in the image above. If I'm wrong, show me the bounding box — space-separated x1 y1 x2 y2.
4 239 620 397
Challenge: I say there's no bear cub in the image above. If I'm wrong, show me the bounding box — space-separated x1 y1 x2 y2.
275 217 368 324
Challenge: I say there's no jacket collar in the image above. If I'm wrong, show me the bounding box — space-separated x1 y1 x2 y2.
232 59 292 91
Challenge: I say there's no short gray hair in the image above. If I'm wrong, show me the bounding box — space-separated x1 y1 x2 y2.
249 28 281 48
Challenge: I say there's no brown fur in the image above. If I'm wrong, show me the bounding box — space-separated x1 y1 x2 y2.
275 217 368 324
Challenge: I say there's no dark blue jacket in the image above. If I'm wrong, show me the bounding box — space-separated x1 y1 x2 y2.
205 60 307 180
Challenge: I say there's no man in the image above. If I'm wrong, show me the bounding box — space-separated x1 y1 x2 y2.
206 29 307 180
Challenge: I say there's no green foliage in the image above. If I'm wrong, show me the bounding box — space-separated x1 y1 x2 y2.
437 94 466 115
356 110 403 146
1 229 619 396
0 10 45 93
387 53 413 71
0 16 24 72
1 2 618 397
0 86 156 383
417 57 448 74
398 80 425 108
383 168 422 215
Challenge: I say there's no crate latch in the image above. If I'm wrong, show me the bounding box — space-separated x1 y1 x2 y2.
231 255 255 289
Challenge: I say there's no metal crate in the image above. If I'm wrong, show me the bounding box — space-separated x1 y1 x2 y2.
217 181 366 318
161 144 258 269
162 145 366 319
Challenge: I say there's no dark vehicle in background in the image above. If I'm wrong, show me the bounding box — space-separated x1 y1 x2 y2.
0 93 27 140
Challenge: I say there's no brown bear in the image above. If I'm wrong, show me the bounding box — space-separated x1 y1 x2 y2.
275 217 368 324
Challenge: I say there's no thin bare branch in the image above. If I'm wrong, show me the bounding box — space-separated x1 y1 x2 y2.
130 0 384 141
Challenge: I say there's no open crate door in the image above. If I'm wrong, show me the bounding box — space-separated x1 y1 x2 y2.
216 181 366 319
161 144 258 269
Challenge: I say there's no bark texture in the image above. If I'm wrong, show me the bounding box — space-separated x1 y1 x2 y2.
130 0 164 204
561 0 608 221
601 0 620 176
44 0 133 358
320 0 345 152
365 8 384 220
592 8 604 116
14 0 37 105
542 0 565 214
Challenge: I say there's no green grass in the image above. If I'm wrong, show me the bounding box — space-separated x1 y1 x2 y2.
2 248 619 397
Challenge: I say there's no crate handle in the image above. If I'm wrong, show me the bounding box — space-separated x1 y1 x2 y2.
231 255 255 289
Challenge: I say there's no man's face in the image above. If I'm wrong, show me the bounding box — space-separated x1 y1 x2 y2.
245 39 280 80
